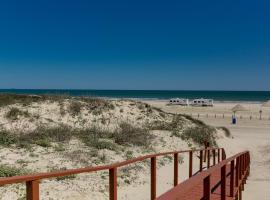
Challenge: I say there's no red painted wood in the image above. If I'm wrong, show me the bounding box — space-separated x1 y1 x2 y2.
174 153 178 186
207 149 210 168
0 148 250 200
221 165 226 200
109 168 117 200
26 180 39 200
200 151 203 172
203 175 211 200
230 160 235 197
151 157 157 200
157 152 250 200
189 151 193 178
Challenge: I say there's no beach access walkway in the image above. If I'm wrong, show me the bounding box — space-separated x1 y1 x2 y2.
0 147 250 200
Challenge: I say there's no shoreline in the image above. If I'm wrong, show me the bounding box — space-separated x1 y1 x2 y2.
0 90 270 103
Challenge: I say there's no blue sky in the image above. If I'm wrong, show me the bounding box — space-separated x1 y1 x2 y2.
0 0 269 90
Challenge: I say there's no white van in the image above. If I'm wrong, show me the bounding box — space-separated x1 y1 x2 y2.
191 98 214 107
169 98 189 106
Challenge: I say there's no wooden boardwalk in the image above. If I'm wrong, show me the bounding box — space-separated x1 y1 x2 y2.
158 156 250 200
0 148 250 200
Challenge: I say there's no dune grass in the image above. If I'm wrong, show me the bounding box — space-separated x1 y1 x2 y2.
0 122 153 150
5 107 30 120
217 126 231 137
0 164 31 177
179 125 217 146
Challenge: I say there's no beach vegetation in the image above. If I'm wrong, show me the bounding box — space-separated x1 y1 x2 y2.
49 167 76 181
180 125 217 146
148 115 184 131
114 122 152 147
5 107 30 120
218 126 231 137
0 164 31 177
182 114 206 126
68 101 82 116
54 143 65 152
0 130 17 146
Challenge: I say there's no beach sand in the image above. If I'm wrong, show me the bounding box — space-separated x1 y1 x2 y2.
145 100 270 200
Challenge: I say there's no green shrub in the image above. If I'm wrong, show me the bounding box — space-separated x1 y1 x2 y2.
149 115 184 131
114 122 152 147
18 125 72 147
49 167 76 181
125 150 134 159
54 144 65 151
94 139 118 151
75 127 118 150
83 97 115 114
180 125 217 146
0 130 17 146
68 101 82 116
0 164 31 177
35 139 51 147
5 107 30 120
0 94 41 107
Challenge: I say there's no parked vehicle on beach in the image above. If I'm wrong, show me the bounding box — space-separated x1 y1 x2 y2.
191 98 214 107
168 98 189 106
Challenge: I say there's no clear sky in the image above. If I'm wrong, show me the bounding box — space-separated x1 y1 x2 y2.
0 0 269 90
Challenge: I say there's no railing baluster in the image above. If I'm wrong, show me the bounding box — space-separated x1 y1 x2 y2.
221 165 226 200
235 158 239 187
174 153 178 186
207 149 210 168
230 160 235 197
109 168 117 200
151 157 157 200
189 151 193 177
222 149 226 160
218 149 220 163
239 185 242 200
203 175 211 200
26 180 39 200
213 149 216 165
200 150 203 172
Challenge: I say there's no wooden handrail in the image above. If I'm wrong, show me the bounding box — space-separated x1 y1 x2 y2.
0 147 224 200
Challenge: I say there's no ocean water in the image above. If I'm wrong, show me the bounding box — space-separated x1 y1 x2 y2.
0 89 270 102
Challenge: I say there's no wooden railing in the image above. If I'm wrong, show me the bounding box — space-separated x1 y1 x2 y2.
157 151 250 200
0 147 225 200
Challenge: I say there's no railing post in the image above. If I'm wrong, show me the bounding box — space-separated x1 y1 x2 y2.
212 149 216 166
218 149 220 163
242 154 245 176
240 155 242 178
239 185 242 200
235 158 239 187
151 157 157 200
174 153 178 186
189 151 193 177
203 175 211 200
109 168 117 200
204 148 207 162
207 149 210 168
200 150 203 172
230 160 235 197
221 165 226 200
26 180 39 200
222 149 226 160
